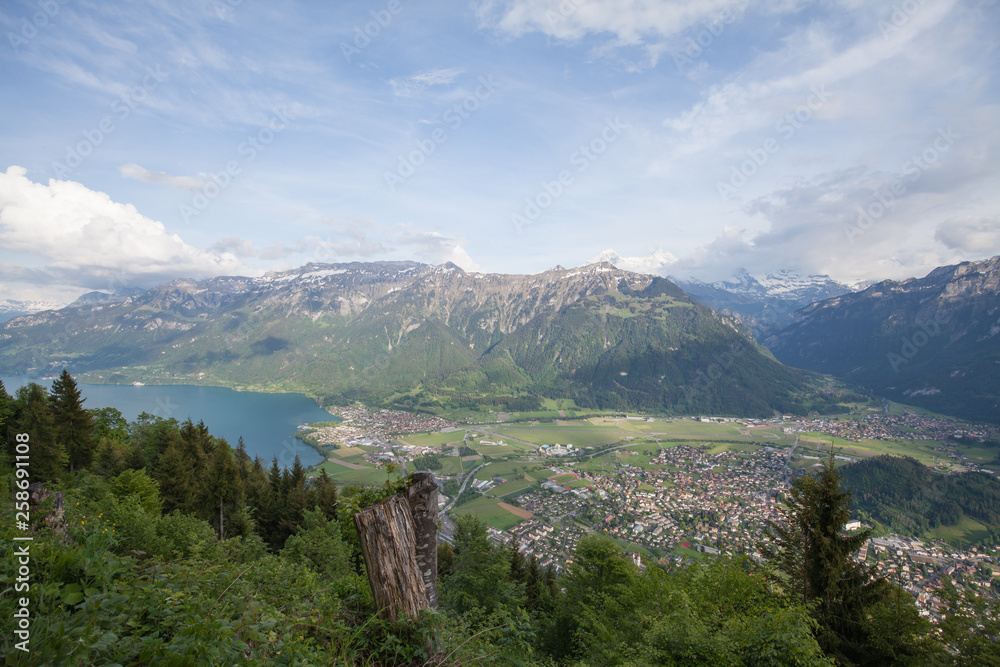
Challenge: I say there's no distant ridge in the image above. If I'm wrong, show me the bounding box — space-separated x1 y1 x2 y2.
766 255 1000 423
0 260 850 418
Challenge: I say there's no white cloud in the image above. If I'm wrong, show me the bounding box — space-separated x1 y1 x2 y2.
389 68 465 97
119 163 207 192
477 0 749 43
0 166 250 293
935 216 1000 254
395 223 484 272
209 236 259 258
589 248 677 275
661 0 961 157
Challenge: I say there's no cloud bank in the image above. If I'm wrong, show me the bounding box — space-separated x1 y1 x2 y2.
0 166 249 293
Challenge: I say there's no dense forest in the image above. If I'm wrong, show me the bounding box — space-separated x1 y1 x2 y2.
1 373 997 665
840 454 1000 541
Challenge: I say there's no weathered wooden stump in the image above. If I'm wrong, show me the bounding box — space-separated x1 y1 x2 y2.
353 475 440 621
405 472 439 608
27 482 69 541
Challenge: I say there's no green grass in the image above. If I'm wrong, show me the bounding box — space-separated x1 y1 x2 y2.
454 496 528 530
490 479 538 498
673 544 710 561
641 420 743 436
705 442 760 454
492 427 625 447
469 441 520 456
925 515 992 547
399 432 466 448
473 460 546 480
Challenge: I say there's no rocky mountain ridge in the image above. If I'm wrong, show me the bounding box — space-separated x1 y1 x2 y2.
766 255 1000 422
0 261 845 417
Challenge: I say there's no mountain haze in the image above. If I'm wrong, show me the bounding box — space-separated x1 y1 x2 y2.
673 271 855 338
766 256 1000 422
0 261 848 417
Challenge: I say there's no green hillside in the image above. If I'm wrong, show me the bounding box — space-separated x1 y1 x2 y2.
0 262 858 418
840 454 1000 544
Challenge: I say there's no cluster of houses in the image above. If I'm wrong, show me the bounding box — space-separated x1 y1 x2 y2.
859 534 999 619
791 412 997 445
587 446 786 556
327 404 454 435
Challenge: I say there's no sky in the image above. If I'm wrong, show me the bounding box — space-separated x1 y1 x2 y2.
0 0 998 305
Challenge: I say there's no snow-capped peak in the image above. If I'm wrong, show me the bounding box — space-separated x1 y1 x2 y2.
679 269 852 303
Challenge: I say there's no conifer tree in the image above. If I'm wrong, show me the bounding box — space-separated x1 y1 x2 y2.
762 452 892 664
203 440 244 540
155 437 196 514
313 468 339 521
0 379 14 438
15 383 65 482
50 370 96 472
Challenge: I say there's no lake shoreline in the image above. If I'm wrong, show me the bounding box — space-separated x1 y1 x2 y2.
1 374 335 469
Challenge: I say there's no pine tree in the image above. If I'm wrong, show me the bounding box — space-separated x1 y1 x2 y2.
0 379 15 439
155 437 195 514
51 370 96 472
762 451 892 664
203 441 244 540
15 383 65 482
313 468 339 521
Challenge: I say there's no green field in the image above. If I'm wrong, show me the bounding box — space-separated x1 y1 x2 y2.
704 442 761 454
454 496 528 530
469 441 520 455
925 515 993 547
490 479 538 498
793 434 978 470
492 427 625 447
474 460 547 480
673 544 710 561
399 432 466 448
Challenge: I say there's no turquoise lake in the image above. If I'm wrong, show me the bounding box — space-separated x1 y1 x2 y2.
0 376 333 468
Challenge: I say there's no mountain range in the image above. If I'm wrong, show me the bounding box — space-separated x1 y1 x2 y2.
587 249 859 336
671 270 857 337
0 298 65 323
765 255 1000 423
0 261 850 418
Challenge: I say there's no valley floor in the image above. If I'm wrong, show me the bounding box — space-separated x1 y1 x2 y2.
301 405 1000 623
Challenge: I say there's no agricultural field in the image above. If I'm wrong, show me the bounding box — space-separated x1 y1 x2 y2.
490 427 626 447
454 496 530 531
397 432 466 448
469 441 521 456
490 479 538 499
925 515 993 547
474 460 549 481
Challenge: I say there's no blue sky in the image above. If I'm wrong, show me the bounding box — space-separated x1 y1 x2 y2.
1 0 998 304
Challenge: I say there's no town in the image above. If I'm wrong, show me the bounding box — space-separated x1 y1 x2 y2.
304 405 1000 622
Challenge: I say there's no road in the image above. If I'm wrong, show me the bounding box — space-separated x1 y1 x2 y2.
782 432 800 485
440 461 490 514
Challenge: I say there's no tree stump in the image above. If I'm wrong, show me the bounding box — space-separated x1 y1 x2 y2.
404 472 439 608
353 493 428 621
